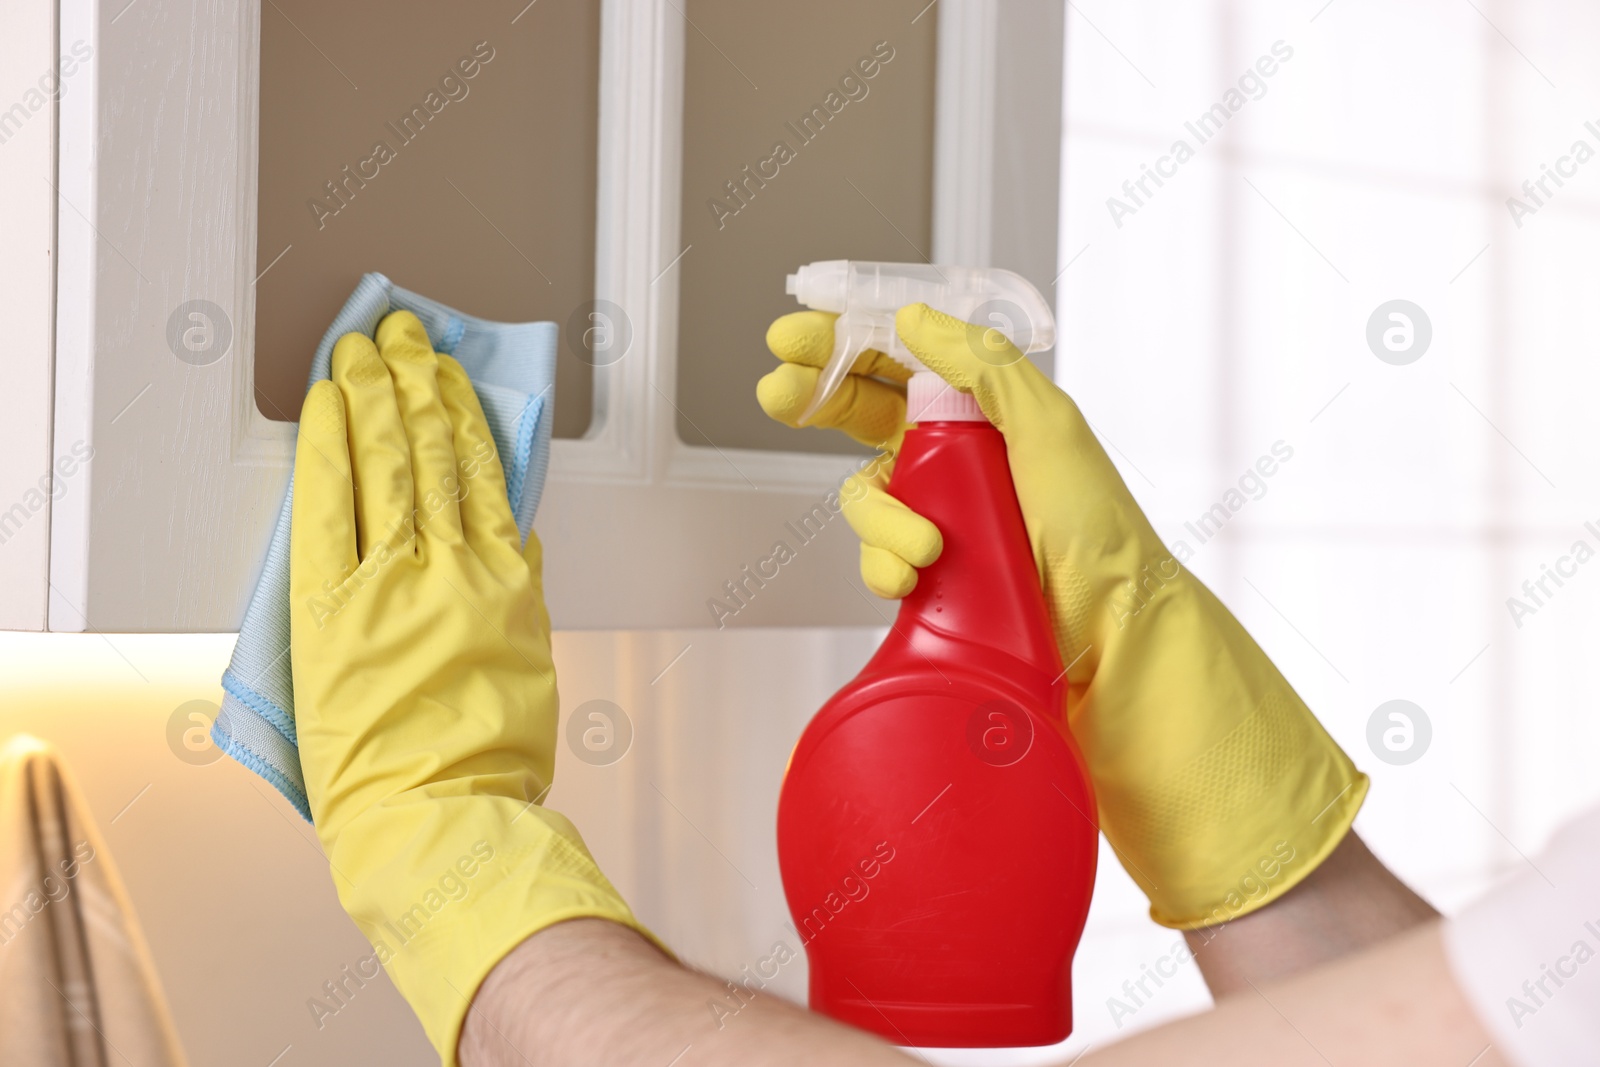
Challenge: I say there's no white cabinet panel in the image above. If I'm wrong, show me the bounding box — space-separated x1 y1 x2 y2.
34 0 1063 632
0 0 64 631
50 0 294 633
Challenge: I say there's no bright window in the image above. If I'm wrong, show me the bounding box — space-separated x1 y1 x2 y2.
1057 0 1600 1045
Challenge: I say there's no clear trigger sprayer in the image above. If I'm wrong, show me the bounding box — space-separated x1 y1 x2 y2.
786 260 1057 425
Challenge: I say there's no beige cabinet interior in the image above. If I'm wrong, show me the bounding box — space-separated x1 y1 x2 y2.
255 0 937 453
675 0 937 456
254 0 600 440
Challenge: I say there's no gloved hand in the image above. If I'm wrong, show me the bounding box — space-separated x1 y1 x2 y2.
290 311 659 1064
757 311 943 599
758 306 1368 930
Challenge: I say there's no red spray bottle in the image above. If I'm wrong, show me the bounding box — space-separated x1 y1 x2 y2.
777 262 1098 1048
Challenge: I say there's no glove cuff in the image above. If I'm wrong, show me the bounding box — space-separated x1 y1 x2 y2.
1101 682 1370 929
333 805 669 1066
1148 769 1369 930
1067 568 1372 930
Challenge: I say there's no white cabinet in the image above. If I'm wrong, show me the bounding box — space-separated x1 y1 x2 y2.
13 0 1064 633
0 1 64 631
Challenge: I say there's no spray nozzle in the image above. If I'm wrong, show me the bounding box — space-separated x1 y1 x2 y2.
787 260 1056 426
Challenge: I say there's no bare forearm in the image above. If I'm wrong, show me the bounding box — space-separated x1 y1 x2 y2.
460 919 915 1067
1081 921 1504 1067
1181 832 1437 995
462 834 1439 1066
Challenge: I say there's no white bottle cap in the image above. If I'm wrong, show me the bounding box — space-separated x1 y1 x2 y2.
906 370 986 423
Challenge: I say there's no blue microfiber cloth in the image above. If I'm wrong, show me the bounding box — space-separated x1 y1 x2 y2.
212 273 556 820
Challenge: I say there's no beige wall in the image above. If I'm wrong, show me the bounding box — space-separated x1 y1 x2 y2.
254 0 599 439
0 635 432 1065
0 627 1207 1066
0 627 880 1066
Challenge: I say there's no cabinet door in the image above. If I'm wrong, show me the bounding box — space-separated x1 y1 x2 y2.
0 0 58 631
40 0 1063 633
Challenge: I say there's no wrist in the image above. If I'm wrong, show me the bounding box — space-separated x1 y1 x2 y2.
1180 833 1438 996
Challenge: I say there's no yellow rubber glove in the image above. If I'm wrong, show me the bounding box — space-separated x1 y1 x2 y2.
758 306 1368 930
291 311 659 1064
757 311 943 599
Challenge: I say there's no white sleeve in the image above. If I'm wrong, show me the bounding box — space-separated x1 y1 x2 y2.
1441 803 1600 1066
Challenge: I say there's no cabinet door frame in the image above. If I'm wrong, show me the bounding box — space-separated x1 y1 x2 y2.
43 0 1062 632
0 0 59 631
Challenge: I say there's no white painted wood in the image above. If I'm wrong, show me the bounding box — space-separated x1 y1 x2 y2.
50 0 295 634
49 0 1063 632
933 0 998 269
0 0 60 632
483 0 877 629
933 0 1065 377
545 0 1067 625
